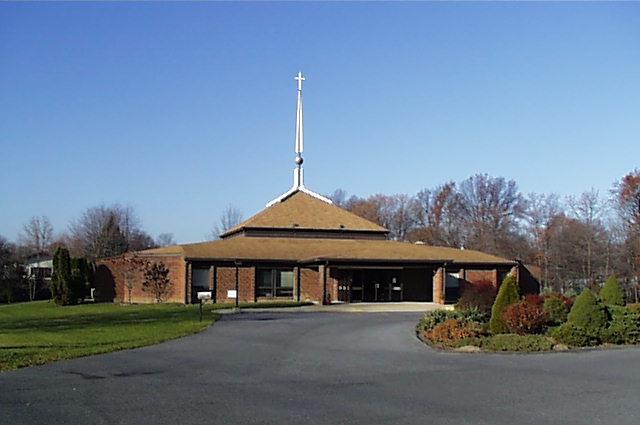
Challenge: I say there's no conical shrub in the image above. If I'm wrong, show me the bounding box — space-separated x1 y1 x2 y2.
600 276 625 306
567 288 607 332
490 274 520 334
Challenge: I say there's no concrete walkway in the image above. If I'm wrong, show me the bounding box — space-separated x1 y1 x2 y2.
216 301 453 314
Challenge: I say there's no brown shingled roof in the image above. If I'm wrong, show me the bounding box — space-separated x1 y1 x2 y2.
140 237 514 265
220 191 388 238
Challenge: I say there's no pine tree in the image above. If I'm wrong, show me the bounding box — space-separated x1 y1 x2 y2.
490 274 520 334
567 288 608 332
600 275 626 306
51 247 72 305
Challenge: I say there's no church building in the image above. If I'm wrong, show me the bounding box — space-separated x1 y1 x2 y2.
96 73 537 305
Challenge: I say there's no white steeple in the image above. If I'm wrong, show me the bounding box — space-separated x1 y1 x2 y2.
267 72 332 207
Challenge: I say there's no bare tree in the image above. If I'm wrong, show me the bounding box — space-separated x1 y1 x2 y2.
458 174 526 257
19 216 54 255
329 189 348 207
567 189 606 287
68 205 155 259
412 183 464 247
19 216 54 300
210 205 243 239
524 193 561 290
156 233 176 247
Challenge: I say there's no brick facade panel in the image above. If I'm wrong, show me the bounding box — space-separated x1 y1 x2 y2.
95 255 186 304
216 266 255 303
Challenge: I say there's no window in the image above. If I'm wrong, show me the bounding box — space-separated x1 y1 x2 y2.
191 268 210 303
256 268 294 298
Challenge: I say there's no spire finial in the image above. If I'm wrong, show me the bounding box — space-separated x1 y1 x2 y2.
266 72 333 207
294 71 305 187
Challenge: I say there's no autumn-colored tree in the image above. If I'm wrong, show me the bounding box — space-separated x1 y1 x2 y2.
612 169 640 299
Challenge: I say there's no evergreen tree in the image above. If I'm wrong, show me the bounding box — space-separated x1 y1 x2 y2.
567 288 608 332
490 274 520 334
51 247 72 305
600 275 626 306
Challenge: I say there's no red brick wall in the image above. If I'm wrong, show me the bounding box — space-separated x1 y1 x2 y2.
215 266 255 303
300 267 323 303
465 270 499 287
95 255 186 304
433 267 445 304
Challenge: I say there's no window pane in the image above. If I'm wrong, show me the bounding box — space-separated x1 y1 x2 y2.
276 270 294 297
278 271 294 288
192 268 210 290
256 269 273 297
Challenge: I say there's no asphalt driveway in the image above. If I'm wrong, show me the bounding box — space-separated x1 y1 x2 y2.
2 312 640 425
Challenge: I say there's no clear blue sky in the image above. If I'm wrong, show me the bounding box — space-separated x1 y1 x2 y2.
1 2 639 243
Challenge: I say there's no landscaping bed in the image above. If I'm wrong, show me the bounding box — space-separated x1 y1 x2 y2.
417 275 640 353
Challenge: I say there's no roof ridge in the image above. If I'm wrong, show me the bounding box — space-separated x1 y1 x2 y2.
220 190 388 238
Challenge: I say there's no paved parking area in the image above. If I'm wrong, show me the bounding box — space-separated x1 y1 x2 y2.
1 312 639 424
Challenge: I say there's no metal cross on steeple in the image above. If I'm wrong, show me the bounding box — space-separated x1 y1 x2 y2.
266 71 333 207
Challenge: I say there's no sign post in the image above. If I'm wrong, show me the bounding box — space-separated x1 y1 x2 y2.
197 291 212 322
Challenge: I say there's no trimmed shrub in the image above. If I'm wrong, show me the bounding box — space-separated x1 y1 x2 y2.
543 294 570 325
600 276 626 306
425 318 485 348
550 323 601 347
456 280 496 315
601 307 640 345
490 274 520 335
480 334 554 352
547 289 608 347
417 308 487 333
566 288 608 333
503 300 548 335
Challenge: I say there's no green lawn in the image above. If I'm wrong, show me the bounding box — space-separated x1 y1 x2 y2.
0 300 312 372
0 301 220 371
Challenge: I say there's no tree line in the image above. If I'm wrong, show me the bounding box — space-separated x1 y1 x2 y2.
2 170 639 302
330 169 640 299
0 204 176 302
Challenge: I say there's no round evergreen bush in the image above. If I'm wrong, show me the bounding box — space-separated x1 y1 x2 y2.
567 288 608 332
543 294 570 325
600 276 626 306
601 307 640 345
549 323 601 347
490 274 520 335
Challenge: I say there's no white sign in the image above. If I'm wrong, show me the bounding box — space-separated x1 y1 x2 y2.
227 290 237 299
197 291 212 301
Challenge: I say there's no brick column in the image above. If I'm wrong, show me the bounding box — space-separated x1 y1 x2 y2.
186 262 192 304
319 264 328 305
293 266 300 302
209 265 216 302
433 267 445 304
